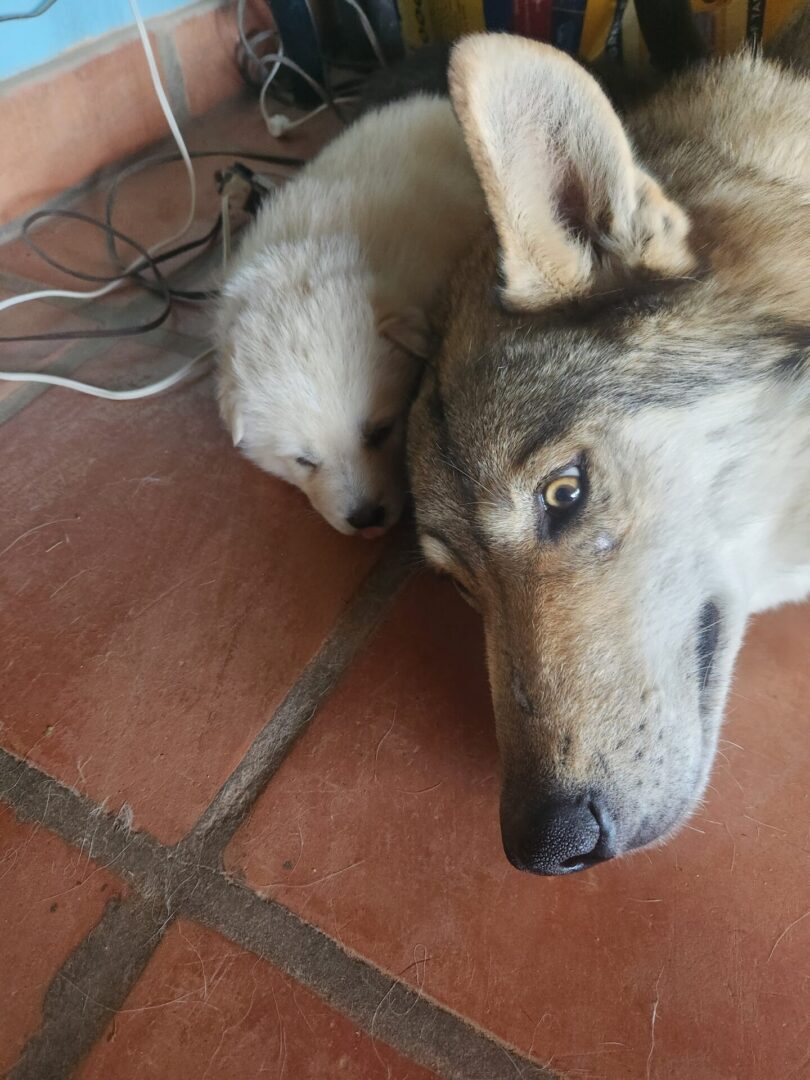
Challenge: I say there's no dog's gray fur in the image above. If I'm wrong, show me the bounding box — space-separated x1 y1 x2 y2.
408 15 810 869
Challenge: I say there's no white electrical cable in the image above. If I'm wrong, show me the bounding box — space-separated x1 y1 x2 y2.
0 0 208 399
258 48 285 126
264 97 358 139
125 0 196 251
0 0 196 315
0 351 214 400
239 0 366 137
258 46 338 109
237 0 277 73
257 47 357 141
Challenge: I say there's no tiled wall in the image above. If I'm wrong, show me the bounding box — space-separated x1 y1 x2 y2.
0 0 198 80
0 0 272 228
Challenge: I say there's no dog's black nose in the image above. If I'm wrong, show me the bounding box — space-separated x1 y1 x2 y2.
501 794 615 875
346 503 386 531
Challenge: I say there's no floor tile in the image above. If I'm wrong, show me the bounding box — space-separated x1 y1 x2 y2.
0 35 175 229
77 919 437 1080
225 575 810 1080
0 354 381 844
0 804 127 1074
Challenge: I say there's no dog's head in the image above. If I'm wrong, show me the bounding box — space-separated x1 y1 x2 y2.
409 35 800 872
217 236 429 537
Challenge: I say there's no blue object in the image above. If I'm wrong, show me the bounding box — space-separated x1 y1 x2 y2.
0 0 192 82
551 0 587 54
263 0 325 105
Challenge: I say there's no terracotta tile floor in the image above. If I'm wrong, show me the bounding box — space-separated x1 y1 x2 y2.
0 343 379 842
77 921 436 1080
0 805 128 1074
1 93 808 1080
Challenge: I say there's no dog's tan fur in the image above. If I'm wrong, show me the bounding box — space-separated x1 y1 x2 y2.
408 21 810 870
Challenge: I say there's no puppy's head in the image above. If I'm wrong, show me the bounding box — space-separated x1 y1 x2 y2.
217 238 430 536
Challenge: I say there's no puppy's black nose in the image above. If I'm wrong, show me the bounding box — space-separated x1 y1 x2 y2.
501 794 616 875
346 503 386 531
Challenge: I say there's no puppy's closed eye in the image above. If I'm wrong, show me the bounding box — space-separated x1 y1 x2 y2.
296 456 318 470
365 422 394 449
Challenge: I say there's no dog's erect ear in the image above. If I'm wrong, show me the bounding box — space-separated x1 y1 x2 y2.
449 34 694 311
375 306 433 360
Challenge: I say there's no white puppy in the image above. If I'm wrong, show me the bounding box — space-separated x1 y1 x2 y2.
215 95 485 537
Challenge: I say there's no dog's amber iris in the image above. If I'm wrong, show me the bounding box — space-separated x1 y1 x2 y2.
542 471 581 510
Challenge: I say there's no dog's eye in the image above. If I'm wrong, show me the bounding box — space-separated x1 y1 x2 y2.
451 577 479 610
296 456 317 470
365 422 394 450
540 466 583 515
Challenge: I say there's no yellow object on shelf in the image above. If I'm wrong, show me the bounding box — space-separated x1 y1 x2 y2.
395 0 802 69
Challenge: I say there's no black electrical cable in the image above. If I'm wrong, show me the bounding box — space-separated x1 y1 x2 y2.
128 216 223 302
0 149 307 345
0 210 173 343
236 26 350 121
0 0 324 352
101 148 304 289
25 210 224 303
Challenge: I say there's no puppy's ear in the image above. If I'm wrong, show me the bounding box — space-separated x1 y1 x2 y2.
375 305 433 360
449 34 694 311
228 407 245 448
216 369 245 447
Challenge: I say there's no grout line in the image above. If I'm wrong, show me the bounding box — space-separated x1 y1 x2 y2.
154 27 191 128
0 751 172 891
7 896 173 1080
0 0 222 238
179 533 417 858
0 1 215 97
0 749 555 1080
183 872 556 1080
0 77 261 246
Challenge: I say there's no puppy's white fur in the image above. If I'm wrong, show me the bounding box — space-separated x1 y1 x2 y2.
216 95 485 535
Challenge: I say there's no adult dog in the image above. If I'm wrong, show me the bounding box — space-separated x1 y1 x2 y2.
408 15 810 874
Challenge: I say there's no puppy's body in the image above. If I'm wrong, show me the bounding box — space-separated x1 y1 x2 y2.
408 25 810 872
216 96 484 535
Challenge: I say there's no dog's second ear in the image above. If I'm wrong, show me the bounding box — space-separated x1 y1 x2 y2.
375 305 433 360
449 34 694 311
